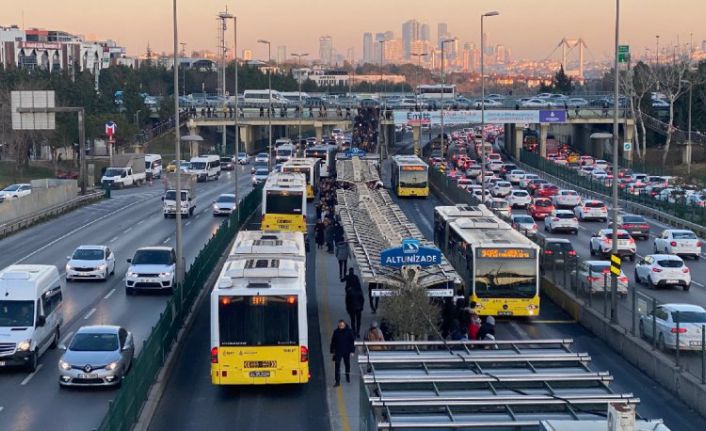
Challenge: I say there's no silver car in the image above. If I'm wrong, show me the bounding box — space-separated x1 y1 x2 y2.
639 304 706 351
65 245 116 281
213 193 237 216
58 325 134 387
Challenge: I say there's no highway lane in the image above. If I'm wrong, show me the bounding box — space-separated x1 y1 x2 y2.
0 166 253 431
384 159 706 430
148 203 329 431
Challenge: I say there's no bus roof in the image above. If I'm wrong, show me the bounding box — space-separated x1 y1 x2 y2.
283 157 318 168
434 204 495 223
447 209 539 251
214 257 306 293
392 154 428 168
264 172 307 190
229 231 306 261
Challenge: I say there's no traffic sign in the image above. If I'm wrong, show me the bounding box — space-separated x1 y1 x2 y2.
623 142 632 152
610 254 622 276
105 121 117 138
380 238 442 268
618 45 630 63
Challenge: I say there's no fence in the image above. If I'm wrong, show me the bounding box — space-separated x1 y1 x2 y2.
520 149 706 227
95 184 262 431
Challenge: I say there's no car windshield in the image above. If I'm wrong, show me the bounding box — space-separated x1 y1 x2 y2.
191 162 207 170
513 191 528 196
556 213 575 219
72 249 105 260
657 259 683 268
513 216 534 224
589 263 611 272
604 232 630 240
535 200 552 207
622 215 645 223
673 231 697 239
0 300 34 327
256 169 269 176
132 249 173 265
547 242 573 252
217 195 236 203
164 191 188 201
104 168 124 176
2 185 20 191
220 157 233 163
675 311 706 323
238 153 247 158
69 333 119 352
257 153 268 158
562 191 577 196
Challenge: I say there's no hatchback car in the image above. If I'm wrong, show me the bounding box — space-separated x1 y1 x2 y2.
519 174 540 189
58 325 134 387
544 210 579 234
639 304 706 351
535 183 559 198
510 214 537 236
507 190 532 208
589 229 636 260
507 170 526 185
539 238 577 271
237 152 250 165
0 183 32 201
617 214 650 240
125 246 177 295
486 198 511 218
634 254 691 290
220 156 235 171
491 181 513 197
574 200 608 222
653 229 702 259
254 153 270 164
553 189 582 208
528 198 555 220
213 193 237 216
575 260 628 295
252 168 270 185
66 245 116 282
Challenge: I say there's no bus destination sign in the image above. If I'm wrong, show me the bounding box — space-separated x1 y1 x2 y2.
477 248 535 259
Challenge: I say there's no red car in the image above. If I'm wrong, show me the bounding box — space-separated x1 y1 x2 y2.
535 184 560 198
528 198 556 220
527 179 549 194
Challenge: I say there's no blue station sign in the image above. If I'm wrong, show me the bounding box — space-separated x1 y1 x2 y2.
380 238 442 268
344 147 367 158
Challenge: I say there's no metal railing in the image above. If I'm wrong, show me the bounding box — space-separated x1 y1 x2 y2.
94 184 262 431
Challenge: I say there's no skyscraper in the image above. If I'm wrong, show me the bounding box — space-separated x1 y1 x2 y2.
363 32 373 63
402 19 420 60
420 23 430 42
319 35 333 65
374 32 386 63
437 22 448 48
276 45 287 64
346 47 355 65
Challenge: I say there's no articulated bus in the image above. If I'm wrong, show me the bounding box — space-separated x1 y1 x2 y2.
281 158 320 200
261 172 307 233
433 204 541 317
305 145 337 178
390 155 429 197
211 230 309 385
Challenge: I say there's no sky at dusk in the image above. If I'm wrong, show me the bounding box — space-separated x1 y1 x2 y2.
1 0 704 62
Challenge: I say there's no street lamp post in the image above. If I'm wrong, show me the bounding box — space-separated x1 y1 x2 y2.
440 38 455 162
172 0 184 287
292 52 309 153
180 42 187 97
258 39 272 170
682 79 693 174
411 52 428 88
233 16 240 222
378 39 388 164
610 0 621 324
480 11 499 201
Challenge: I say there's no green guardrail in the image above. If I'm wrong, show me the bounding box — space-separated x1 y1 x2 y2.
520 149 706 227
95 184 262 431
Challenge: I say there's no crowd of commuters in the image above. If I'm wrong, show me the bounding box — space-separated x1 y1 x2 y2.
441 298 496 342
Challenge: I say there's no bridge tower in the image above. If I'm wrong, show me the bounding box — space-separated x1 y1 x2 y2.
557 38 587 81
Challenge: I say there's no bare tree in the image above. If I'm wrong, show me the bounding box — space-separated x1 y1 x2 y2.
622 62 655 160
380 283 441 340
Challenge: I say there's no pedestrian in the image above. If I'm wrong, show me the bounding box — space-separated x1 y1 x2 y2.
315 221 325 249
330 320 355 386
468 311 481 341
477 316 496 341
449 319 468 341
364 321 385 350
345 276 365 338
333 221 344 243
367 283 379 314
335 240 349 278
324 220 334 253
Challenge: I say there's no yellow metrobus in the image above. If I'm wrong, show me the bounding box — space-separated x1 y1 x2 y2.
211 230 309 385
434 204 541 317
390 155 429 197
305 145 337 178
261 172 307 233
281 157 320 200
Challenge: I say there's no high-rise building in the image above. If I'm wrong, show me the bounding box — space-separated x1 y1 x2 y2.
363 32 373 63
702 40 706 51
374 33 386 63
420 23 430 42
437 23 448 48
242 49 252 61
346 47 355 65
276 45 287 64
319 35 333 65
402 19 420 59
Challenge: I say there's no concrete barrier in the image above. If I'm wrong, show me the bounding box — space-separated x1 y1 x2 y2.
542 277 706 418
0 179 78 225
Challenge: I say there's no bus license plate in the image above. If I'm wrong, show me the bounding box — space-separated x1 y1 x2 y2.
249 371 270 378
498 311 513 316
244 361 277 368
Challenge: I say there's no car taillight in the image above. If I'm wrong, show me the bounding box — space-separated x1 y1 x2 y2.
552 217 559 222
568 250 577 256
682 267 690 273
211 347 218 364
587 276 600 282
670 241 677 247
619 276 628 283
532 224 538 230
671 327 687 334
602 238 611 244
697 241 702 247
652 267 662 273
544 250 554 255
300 345 309 362
628 238 635 244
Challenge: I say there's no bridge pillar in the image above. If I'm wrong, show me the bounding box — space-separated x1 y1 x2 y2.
186 122 201 158
514 125 524 160
624 125 634 162
386 124 397 149
412 125 422 155
572 124 591 154
314 122 323 142
239 125 255 153
539 123 549 158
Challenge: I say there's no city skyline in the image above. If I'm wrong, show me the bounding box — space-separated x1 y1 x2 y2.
0 0 704 63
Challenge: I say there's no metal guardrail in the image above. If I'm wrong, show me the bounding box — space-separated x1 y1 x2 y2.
0 191 104 239
95 185 262 431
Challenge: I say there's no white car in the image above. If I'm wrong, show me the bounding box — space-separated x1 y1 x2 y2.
639 304 706 351
510 214 537 236
486 198 511 218
0 183 32 201
575 260 628 295
65 245 116 281
507 169 526 185
544 210 579 234
125 247 176 295
521 98 553 108
252 168 270 185
519 174 540 189
212 193 237 216
578 166 595 177
574 200 608 222
491 181 513 197
591 169 608 180
470 187 492 202
487 161 504 173
589 229 636 260
634 254 691 290
465 163 482 178
507 190 532 208
566 97 589 107
653 229 702 259
254 153 270 164
593 160 609 170
553 190 582 208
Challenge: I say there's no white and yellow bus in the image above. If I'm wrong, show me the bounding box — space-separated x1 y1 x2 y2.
391 155 429 197
305 145 337 178
281 157 320 200
211 230 309 385
261 172 307 233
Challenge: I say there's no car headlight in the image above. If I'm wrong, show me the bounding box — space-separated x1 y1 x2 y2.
213 204 219 210
160 272 173 277
66 264 73 272
105 361 119 371
127 271 137 277
59 360 72 371
17 340 31 351
97 264 107 270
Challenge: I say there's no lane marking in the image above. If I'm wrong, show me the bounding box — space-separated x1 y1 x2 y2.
20 364 43 386
124 227 132 233
104 288 116 299
61 331 74 346
185 221 191 227
109 236 119 243
162 237 171 244
84 308 97 320
137 220 145 225
532 319 577 324
0 406 3 413
693 281 704 287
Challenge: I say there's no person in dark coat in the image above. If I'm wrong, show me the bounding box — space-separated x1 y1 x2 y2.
324 220 334 253
315 221 325 249
335 241 349 278
477 316 496 341
330 320 355 386
344 269 365 337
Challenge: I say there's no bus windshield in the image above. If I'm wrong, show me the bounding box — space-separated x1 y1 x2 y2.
399 168 427 188
218 296 299 346
474 257 537 299
266 191 303 214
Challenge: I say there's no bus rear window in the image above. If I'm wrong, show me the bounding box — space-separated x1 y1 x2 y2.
266 191 303 214
218 296 299 346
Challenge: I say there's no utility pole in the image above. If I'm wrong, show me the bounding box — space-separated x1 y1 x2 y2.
233 16 240 222
292 52 309 153
440 38 455 162
610 0 621 324
218 9 233 156
258 39 272 170
173 0 184 287
480 11 499 201
180 42 187 97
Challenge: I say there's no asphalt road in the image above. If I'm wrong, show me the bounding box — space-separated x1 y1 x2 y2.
0 166 253 431
148 203 329 431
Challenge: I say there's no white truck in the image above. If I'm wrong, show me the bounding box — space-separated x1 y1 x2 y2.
162 173 197 218
101 154 147 188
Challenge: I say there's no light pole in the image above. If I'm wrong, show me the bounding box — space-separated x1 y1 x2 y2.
233 16 240 222
180 42 187 96
682 79 693 175
378 39 388 164
480 11 499 202
134 109 141 127
411 52 428 88
172 0 184 286
440 38 456 162
610 0 621 324
258 39 272 170
292 52 309 152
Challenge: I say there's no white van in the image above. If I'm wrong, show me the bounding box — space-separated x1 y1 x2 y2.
275 138 292 148
189 155 221 182
145 154 163 179
0 265 64 371
243 90 289 106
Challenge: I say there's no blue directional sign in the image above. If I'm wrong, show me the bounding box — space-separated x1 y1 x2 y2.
380 238 442 268
344 147 367 158
539 110 567 123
